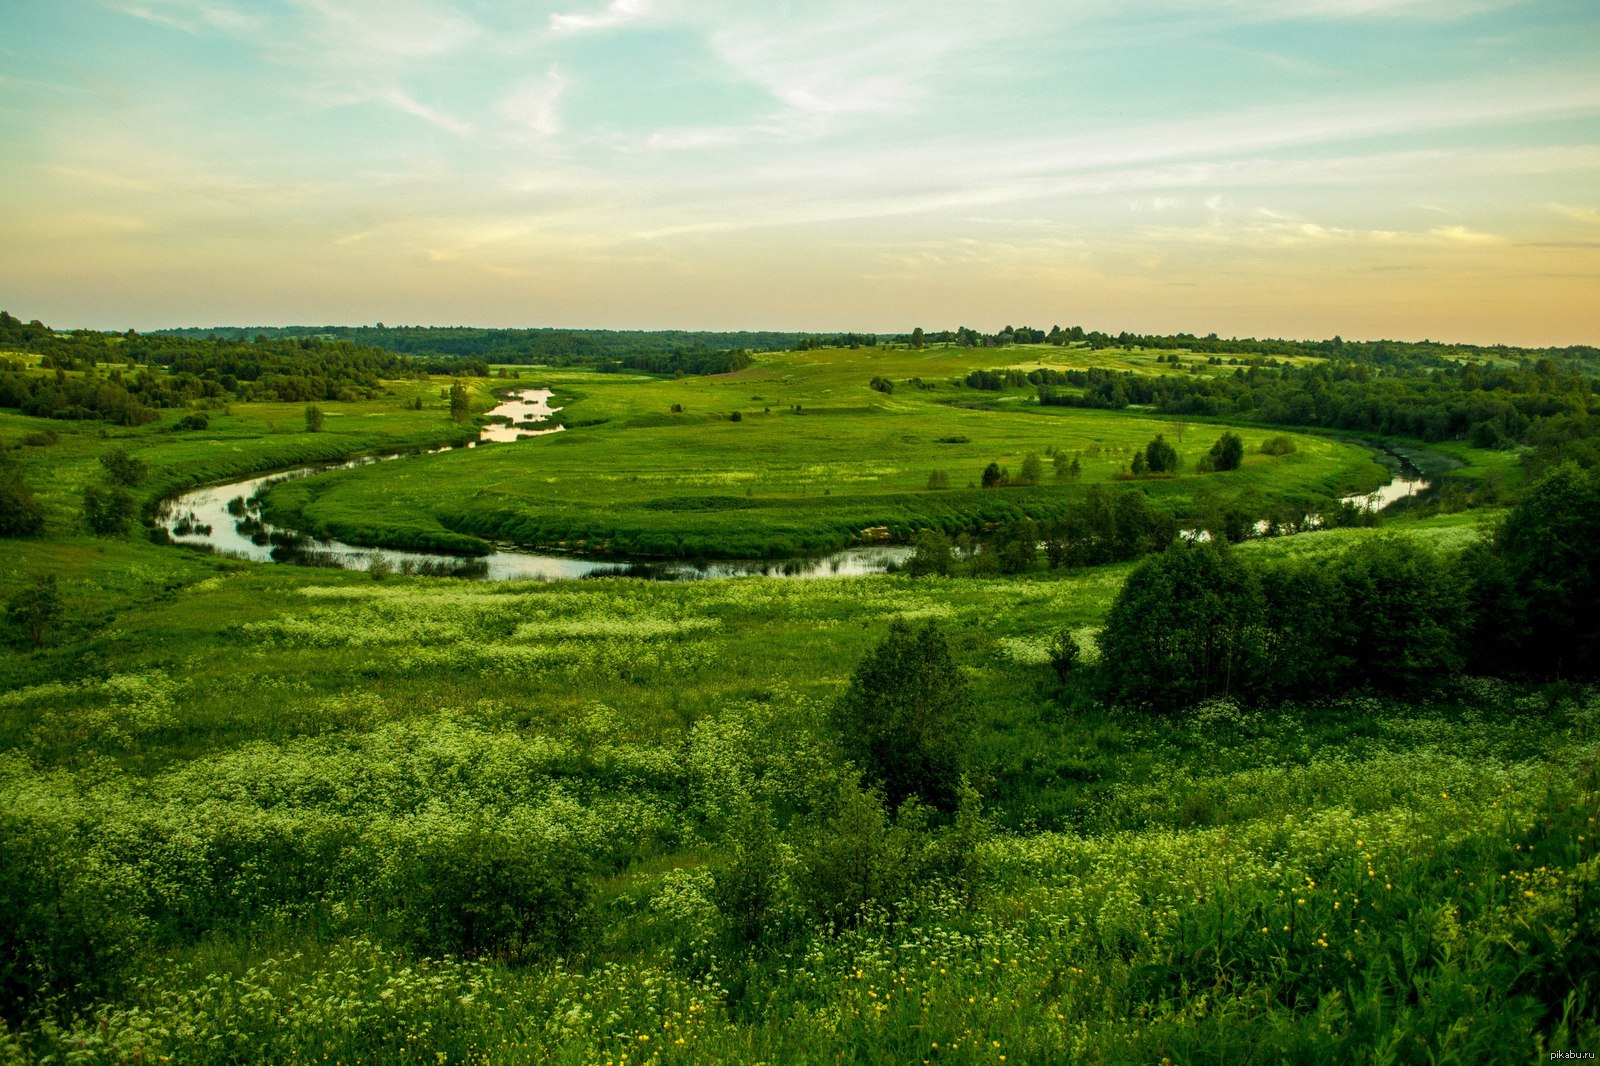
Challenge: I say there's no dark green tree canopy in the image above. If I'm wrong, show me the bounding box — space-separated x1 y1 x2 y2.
830 620 975 810
1209 431 1245 471
1098 541 1264 713
1494 462 1600 676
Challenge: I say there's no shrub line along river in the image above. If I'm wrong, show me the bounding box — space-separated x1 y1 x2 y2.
155 388 1429 582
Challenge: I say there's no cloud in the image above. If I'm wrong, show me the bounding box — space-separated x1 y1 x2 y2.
104 0 268 35
377 89 475 136
1548 203 1600 226
549 0 650 37
497 68 568 137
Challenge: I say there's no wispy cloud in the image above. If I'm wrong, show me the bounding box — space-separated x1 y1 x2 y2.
496 68 568 138
1549 203 1600 226
549 0 650 37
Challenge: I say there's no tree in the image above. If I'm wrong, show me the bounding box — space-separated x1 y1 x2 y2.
304 405 325 433
450 381 471 423
81 483 136 536
0 475 44 537
1049 630 1080 681
830 620 975 810
868 376 894 394
1018 452 1044 485
1144 435 1178 474
926 470 949 490
981 462 1006 488
1491 463 1600 677
998 517 1038 574
1098 541 1264 712
1322 535 1466 691
910 327 925 349
1131 449 1147 475
1208 431 1244 471
906 530 955 576
6 576 60 649
98 449 148 487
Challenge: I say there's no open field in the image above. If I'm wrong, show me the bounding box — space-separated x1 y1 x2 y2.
257 347 1387 557
3 343 1594 1063
2 508 1596 1062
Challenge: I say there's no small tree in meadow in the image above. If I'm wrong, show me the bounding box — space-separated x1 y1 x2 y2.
304 405 325 433
830 620 975 810
1209 431 1245 471
6 576 60 649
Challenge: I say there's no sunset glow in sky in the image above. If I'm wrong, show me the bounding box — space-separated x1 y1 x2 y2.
2 0 1598 343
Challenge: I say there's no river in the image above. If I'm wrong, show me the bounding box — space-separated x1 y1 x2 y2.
156 391 1426 581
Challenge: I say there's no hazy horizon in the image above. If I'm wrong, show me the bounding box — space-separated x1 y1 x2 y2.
3 0 1597 346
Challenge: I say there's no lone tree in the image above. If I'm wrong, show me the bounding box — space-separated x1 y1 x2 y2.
98 449 148 487
304 405 325 433
450 381 471 423
830 619 975 810
1144 435 1178 474
6 576 60 649
1208 431 1244 471
81 483 136 537
0 474 45 537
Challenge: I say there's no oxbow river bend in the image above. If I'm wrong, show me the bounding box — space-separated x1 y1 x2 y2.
157 389 1428 582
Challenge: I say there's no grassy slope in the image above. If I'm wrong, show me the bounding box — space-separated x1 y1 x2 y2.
260 346 1387 557
2 358 1592 1063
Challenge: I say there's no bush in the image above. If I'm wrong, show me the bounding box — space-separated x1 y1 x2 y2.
868 376 894 394
305 405 325 433
82 483 137 536
926 469 949 490
1049 630 1080 681
98 449 148 487
1493 463 1600 677
1098 541 1264 713
0 792 147 1018
1144 435 1178 474
793 783 920 927
830 619 975 810
174 412 210 431
906 530 955 576
5 576 60 649
1209 431 1245 471
1259 435 1296 456
383 815 590 960
712 800 787 947
1322 535 1466 692
0 476 44 536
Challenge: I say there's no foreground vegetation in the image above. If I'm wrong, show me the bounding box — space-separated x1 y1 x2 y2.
2 321 1597 1062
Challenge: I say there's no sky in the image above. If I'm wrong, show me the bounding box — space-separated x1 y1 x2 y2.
1 0 1597 344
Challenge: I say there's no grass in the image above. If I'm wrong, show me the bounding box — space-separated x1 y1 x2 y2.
3 350 1590 1064
257 347 1387 558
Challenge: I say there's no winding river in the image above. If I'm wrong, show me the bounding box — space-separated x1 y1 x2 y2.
156 391 1426 581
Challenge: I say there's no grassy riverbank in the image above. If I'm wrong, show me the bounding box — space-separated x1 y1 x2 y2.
258 348 1387 558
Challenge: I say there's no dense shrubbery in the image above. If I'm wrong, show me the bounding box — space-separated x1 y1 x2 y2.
1098 463 1600 711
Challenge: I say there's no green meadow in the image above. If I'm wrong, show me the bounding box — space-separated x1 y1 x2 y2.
1 343 1595 1063
259 346 1386 558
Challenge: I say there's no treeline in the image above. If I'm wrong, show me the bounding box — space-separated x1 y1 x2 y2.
1096 463 1600 712
151 323 776 374
902 320 1598 369
0 313 757 425
1032 359 1599 472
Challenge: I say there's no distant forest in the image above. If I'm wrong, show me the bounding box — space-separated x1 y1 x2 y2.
3 313 1595 465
